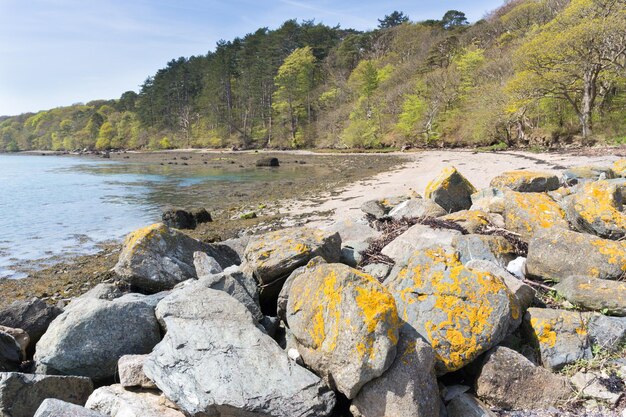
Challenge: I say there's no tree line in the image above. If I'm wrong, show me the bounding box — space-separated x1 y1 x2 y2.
1 0 625 152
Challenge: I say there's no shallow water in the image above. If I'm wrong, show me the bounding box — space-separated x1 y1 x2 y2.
0 154 317 279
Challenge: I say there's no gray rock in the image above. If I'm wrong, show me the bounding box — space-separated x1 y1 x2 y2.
0 332 21 371
571 371 622 405
470 188 505 214
453 234 518 268
425 167 476 213
286 262 400 398
34 297 161 380
116 291 170 308
502 190 569 241
524 308 592 371
476 346 572 410
145 287 336 417
118 355 155 389
446 393 497 417
361 200 388 219
562 180 626 239
466 260 535 311
161 208 196 229
114 223 239 292
34 399 106 417
388 198 447 220
79 283 128 301
381 224 462 264
350 331 440 417
193 251 223 275
0 327 28 361
260 315 280 338
277 265 307 324
85 384 184 417
563 165 615 185
385 246 520 374
218 235 250 264
554 276 626 316
0 298 62 356
362 263 392 281
490 171 560 193
587 314 626 352
526 229 626 282
341 240 369 267
0 372 93 417
324 217 381 243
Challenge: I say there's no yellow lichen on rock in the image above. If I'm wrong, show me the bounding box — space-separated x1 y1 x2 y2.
504 191 568 239
590 238 626 271
572 181 626 235
613 159 626 177
124 223 168 255
529 318 557 348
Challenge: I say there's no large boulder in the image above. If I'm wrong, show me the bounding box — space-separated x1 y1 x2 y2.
502 191 569 240
385 246 520 374
0 327 28 361
446 393 496 417
526 229 626 282
381 223 462 265
34 399 106 417
613 159 626 177
286 262 400 398
114 223 239 292
563 165 615 185
34 297 160 380
0 332 21 372
441 210 498 233
242 227 341 312
453 234 518 268
490 171 560 193
475 346 572 410
350 331 440 417
0 298 61 357
144 287 336 417
562 180 626 239
465 260 535 311
524 308 591 370
388 198 447 220
323 217 381 243
0 372 93 417
470 188 505 214
554 276 626 316
424 167 476 213
85 385 184 417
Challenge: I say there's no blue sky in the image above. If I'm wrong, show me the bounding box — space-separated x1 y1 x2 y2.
0 0 504 116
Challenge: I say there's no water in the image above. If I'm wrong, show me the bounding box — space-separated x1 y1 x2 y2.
0 154 313 279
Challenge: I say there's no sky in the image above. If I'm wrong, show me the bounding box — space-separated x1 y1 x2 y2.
0 0 504 116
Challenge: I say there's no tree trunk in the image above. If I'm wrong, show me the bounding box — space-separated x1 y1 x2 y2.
580 67 599 139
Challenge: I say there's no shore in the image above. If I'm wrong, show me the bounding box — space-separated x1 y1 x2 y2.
1 146 623 308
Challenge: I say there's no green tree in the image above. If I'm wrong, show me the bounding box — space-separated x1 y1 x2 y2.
378 11 409 29
441 10 469 29
95 121 115 149
508 0 626 138
272 46 317 145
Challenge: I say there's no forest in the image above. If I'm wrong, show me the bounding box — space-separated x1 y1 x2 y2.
1 0 625 152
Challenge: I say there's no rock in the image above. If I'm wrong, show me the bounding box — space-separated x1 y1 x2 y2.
490 171 560 193
118 355 155 389
554 276 626 316
190 207 212 224
0 332 21 371
563 165 615 185
381 223 462 265
470 188 505 214
34 297 161 380
239 211 257 219
446 393 497 417
193 251 223 275
526 229 626 282
0 298 62 357
361 200 388 219
116 292 169 308
0 327 28 361
562 180 626 239
219 235 250 262
385 246 520 374
453 234 517 268
260 315 280 337
350 331 440 417
571 371 622 405
524 308 592 370
242 227 341 313
613 159 626 177
341 240 369 267
145 287 336 417
286 262 400 398
476 346 572 410
362 263 392 281
388 199 447 220
34 399 106 417
255 157 279 167
114 223 238 292
441 210 497 233
85 385 184 417
161 208 196 229
0 372 93 417
277 265 306 324
466 260 535 311
425 167 477 213
324 217 381 244
79 283 127 300
502 191 569 240
506 257 526 279
587 314 626 352
441 385 470 402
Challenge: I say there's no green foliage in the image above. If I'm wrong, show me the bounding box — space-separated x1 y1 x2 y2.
378 11 409 29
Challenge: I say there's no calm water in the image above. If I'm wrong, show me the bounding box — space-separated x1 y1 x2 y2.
0 154 310 279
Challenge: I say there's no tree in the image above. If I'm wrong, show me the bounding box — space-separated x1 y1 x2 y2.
508 0 626 138
441 10 469 29
95 121 115 149
272 46 317 145
378 11 409 29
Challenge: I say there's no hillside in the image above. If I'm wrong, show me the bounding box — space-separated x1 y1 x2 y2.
1 0 625 152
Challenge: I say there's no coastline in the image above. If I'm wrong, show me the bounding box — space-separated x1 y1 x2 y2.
0 146 622 308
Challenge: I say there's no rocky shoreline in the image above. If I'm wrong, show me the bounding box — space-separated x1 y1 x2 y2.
1 156 626 416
